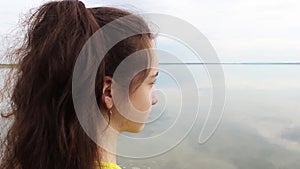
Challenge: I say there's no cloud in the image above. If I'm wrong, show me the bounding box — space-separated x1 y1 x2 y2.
225 87 300 151
1 0 300 62
281 127 300 144
86 0 300 62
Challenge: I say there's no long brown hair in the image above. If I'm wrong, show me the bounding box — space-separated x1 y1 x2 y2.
0 1 154 169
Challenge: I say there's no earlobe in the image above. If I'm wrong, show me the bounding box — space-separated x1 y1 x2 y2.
102 76 113 109
104 97 113 109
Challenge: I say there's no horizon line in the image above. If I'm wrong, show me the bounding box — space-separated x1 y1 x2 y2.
159 62 300 65
1 62 300 68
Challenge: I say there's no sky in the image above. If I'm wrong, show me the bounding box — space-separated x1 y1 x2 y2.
0 0 299 62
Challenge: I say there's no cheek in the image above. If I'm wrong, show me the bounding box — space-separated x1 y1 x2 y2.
130 86 152 112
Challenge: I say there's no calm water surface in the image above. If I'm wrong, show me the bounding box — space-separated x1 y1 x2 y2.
1 64 300 169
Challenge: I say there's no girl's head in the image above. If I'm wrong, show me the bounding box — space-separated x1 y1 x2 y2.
0 1 158 169
90 6 159 133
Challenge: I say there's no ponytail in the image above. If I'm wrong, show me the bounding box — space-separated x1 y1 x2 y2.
1 1 102 169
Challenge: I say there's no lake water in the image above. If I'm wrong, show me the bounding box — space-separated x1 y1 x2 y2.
1 64 300 169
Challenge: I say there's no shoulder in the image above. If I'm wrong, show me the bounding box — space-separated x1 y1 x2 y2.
95 161 122 169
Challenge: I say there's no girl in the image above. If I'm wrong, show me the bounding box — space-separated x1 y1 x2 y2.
0 1 158 169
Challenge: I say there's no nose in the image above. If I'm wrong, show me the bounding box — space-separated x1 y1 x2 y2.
151 90 158 105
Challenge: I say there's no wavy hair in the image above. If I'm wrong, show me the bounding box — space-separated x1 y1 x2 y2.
0 1 154 169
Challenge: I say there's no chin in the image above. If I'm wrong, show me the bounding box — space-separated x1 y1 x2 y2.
127 123 145 133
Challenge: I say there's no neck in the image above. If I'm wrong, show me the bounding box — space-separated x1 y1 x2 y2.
98 130 119 163
97 116 121 164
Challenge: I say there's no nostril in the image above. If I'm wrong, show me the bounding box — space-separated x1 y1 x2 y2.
151 90 158 105
152 98 158 105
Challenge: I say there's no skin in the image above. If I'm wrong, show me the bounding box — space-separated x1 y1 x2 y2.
98 43 159 163
102 68 158 132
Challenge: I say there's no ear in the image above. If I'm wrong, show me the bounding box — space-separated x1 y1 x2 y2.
102 76 113 110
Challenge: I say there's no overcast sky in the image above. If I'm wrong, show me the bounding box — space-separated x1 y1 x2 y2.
1 0 299 62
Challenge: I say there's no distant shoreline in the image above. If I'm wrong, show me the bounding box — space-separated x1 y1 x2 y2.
159 62 300 65
1 62 300 69
0 64 18 68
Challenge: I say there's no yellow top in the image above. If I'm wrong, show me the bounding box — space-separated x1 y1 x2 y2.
95 161 122 169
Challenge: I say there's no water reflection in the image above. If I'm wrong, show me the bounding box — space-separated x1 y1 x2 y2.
118 64 300 169
1 64 300 169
